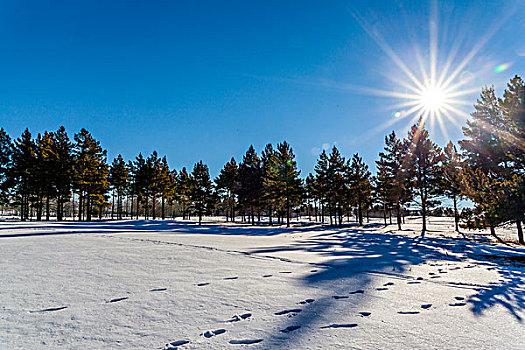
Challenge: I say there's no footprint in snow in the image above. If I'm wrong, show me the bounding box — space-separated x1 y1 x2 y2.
164 340 189 349
223 277 238 280
227 313 252 322
449 302 466 307
320 323 358 329
333 295 349 300
150 288 167 292
359 312 371 317
107 297 128 303
349 290 364 295
262 274 273 278
416 277 424 280
383 282 394 286
421 304 432 309
299 299 315 305
310 269 318 272
201 329 226 338
30 306 68 313
397 311 420 315
275 309 302 316
280 325 301 333
229 339 263 345
430 276 441 279
407 281 421 285
376 287 389 291
279 271 292 274
197 283 210 287
454 296 465 300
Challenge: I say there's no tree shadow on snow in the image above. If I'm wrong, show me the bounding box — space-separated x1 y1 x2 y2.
247 227 525 348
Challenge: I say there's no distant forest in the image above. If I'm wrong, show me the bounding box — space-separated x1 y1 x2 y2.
0 76 523 244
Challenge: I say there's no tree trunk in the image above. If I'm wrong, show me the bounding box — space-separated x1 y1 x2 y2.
45 197 50 221
453 195 459 232
517 220 524 245
397 203 402 230
161 196 165 220
421 198 427 232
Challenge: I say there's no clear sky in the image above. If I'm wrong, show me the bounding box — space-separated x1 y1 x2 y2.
0 0 523 177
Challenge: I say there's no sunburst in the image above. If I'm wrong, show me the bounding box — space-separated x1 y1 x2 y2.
348 1 514 141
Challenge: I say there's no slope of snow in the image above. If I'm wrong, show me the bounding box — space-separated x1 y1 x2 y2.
1 218 524 349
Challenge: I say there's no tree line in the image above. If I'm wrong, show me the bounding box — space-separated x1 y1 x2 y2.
0 75 523 243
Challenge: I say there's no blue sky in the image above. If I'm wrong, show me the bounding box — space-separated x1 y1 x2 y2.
0 0 523 177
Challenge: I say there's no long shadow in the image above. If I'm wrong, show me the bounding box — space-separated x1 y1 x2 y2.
247 227 525 348
0 220 334 238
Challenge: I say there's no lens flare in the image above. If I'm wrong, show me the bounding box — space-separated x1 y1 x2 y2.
494 63 511 73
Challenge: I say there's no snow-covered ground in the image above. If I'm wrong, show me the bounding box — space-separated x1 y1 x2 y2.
1 217 524 349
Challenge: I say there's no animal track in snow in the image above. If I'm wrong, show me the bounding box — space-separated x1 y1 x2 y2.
30 306 68 313
449 302 466 307
383 282 394 286
197 283 210 287
397 311 420 315
455 296 465 300
333 295 349 300
359 312 371 317
407 281 421 284
223 277 238 280
107 297 128 303
150 288 167 292
201 329 226 338
320 323 358 329
349 290 364 294
227 313 252 322
299 299 315 304
262 274 273 278
376 287 389 291
275 309 302 316
229 339 263 345
280 325 301 333
279 271 292 274
164 340 190 349
421 304 432 309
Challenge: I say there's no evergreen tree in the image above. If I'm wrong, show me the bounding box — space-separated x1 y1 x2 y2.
109 154 130 220
158 156 173 220
347 153 372 226
441 141 463 232
177 167 192 219
51 127 74 221
375 131 410 229
0 128 13 206
72 128 109 221
215 157 238 222
236 145 263 224
261 144 278 224
460 86 510 236
264 141 303 227
499 75 525 244
406 118 443 232
190 161 213 225
12 129 37 220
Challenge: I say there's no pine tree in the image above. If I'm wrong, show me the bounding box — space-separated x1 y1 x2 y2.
109 154 130 220
499 75 525 244
0 128 13 206
460 85 511 237
177 167 192 219
190 161 214 225
347 153 372 226
12 129 37 221
51 127 74 221
375 131 410 229
236 145 263 225
215 157 238 222
441 141 463 232
261 144 278 225
72 128 109 221
158 156 173 220
406 118 443 232
264 141 303 227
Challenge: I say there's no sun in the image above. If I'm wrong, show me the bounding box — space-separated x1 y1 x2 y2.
418 84 447 113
